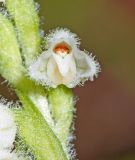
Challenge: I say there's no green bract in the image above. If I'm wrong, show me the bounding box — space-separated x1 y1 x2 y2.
6 0 40 66
48 85 74 150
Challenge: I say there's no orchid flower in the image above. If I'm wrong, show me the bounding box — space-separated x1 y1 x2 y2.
29 28 100 88
0 0 101 159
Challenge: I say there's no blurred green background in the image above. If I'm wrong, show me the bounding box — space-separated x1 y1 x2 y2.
37 0 135 159
1 0 135 159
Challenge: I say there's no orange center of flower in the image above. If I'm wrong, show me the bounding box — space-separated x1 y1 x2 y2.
53 42 71 55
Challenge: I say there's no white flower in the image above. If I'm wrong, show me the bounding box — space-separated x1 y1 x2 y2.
0 103 16 149
29 28 100 88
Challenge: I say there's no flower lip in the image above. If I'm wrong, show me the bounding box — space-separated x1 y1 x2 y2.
53 41 72 56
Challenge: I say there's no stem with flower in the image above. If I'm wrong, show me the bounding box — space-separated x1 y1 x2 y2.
0 0 100 159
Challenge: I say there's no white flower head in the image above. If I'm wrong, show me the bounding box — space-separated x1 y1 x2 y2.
29 28 100 88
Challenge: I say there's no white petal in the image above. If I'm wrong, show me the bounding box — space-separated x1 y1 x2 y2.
0 150 17 160
47 55 76 87
47 56 63 86
73 50 100 81
0 0 5 3
0 128 16 149
62 56 76 85
29 51 51 75
52 54 73 77
0 106 16 149
45 28 80 50
29 51 52 85
0 107 15 129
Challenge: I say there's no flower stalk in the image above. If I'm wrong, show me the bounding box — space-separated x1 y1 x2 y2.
0 0 100 159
